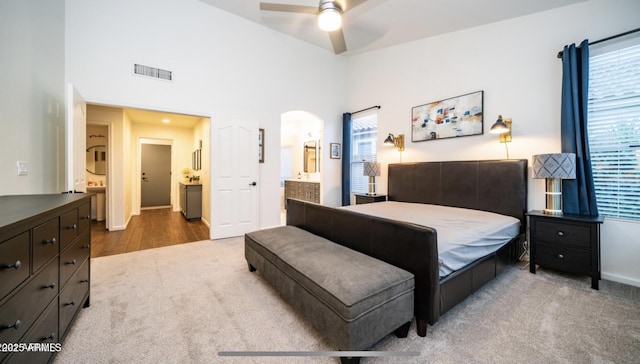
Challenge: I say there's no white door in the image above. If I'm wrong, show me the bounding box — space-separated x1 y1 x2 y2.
66 84 86 192
210 121 259 239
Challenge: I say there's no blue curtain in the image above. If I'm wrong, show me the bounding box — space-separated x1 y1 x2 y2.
560 40 599 216
341 113 352 206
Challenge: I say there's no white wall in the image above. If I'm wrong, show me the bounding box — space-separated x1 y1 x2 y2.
345 0 640 286
65 0 347 230
0 0 65 195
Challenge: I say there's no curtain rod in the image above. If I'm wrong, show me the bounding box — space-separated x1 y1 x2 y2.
557 27 640 58
350 105 381 115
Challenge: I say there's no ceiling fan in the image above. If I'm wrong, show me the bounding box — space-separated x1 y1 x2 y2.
259 0 367 54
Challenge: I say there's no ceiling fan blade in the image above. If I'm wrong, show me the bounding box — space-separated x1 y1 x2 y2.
329 28 347 54
259 2 318 14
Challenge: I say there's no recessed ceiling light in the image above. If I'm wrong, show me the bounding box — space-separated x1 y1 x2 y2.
162 119 170 123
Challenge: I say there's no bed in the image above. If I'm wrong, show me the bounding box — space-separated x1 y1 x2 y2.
286 159 527 336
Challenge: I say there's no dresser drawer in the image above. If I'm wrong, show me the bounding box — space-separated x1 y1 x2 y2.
535 242 590 274
5 299 59 364
78 202 92 234
33 218 60 273
534 220 591 248
60 230 90 287
0 232 30 301
0 258 58 345
59 259 89 337
60 209 79 250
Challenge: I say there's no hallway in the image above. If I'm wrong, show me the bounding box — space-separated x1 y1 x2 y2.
90 208 209 258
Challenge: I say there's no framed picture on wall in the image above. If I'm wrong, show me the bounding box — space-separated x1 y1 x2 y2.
330 143 341 159
259 128 265 163
411 90 484 142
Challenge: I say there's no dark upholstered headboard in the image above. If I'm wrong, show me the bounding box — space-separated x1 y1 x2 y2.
388 160 528 230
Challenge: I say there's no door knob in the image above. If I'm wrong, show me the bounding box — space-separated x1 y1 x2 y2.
249 181 257 186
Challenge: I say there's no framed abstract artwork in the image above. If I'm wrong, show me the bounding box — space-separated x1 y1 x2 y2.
411 90 484 142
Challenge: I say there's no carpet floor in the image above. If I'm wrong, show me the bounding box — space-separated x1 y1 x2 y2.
54 237 640 363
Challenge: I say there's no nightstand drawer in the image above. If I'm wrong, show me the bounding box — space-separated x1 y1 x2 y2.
535 220 591 248
536 242 590 274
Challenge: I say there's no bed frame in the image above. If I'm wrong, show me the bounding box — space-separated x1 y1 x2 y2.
286 159 527 336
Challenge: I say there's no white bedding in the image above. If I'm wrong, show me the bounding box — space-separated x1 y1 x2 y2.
340 201 520 278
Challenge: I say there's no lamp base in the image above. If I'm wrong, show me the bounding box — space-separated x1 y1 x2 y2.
368 176 376 196
544 178 563 216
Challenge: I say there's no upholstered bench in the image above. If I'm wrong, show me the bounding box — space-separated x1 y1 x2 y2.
245 225 414 363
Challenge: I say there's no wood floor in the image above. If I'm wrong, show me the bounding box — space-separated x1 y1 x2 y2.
90 208 209 258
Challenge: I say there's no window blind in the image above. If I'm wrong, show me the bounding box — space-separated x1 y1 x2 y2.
588 42 640 220
350 113 378 194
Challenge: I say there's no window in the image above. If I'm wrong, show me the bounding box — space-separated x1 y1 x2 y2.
350 112 378 195
588 38 640 220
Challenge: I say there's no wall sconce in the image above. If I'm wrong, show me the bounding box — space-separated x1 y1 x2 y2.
490 115 512 158
532 153 576 216
383 133 404 151
363 162 381 196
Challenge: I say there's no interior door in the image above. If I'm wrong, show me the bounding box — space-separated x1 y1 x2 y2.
141 143 172 207
210 121 259 239
66 84 86 192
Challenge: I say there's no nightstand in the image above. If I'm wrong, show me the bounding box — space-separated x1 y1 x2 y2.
354 194 387 205
527 210 604 289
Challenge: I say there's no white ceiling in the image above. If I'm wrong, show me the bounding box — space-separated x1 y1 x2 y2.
198 0 586 55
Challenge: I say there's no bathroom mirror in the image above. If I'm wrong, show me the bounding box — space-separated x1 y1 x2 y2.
303 141 318 173
86 145 107 175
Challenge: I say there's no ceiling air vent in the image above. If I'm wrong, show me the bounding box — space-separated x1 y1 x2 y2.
133 64 172 81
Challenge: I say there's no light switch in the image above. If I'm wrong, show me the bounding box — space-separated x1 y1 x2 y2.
16 161 28 176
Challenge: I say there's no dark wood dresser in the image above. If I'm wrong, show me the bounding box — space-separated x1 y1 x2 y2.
1 194 92 364
528 210 603 289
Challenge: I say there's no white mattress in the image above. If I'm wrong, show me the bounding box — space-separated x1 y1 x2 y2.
341 201 520 278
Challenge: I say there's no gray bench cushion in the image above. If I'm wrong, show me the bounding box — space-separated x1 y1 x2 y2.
245 226 414 323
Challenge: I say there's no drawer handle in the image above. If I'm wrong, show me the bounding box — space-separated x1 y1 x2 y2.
558 254 564 259
68 224 78 230
42 333 56 342
557 231 564 237
45 283 56 289
44 238 57 245
80 279 89 284
82 244 91 249
2 320 21 331
64 301 76 307
66 259 77 266
3 260 22 270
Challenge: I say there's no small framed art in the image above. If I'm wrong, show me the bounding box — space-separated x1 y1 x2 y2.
330 143 341 159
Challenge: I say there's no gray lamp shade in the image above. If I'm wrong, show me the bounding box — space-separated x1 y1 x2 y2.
532 153 576 179
363 162 381 177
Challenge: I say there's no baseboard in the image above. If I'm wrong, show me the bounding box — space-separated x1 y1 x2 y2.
602 272 640 288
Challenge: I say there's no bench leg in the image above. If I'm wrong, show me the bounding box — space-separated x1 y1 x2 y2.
394 321 412 338
340 356 360 364
417 319 428 337
248 262 256 272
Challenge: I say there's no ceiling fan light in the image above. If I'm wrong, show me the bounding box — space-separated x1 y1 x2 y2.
318 8 342 31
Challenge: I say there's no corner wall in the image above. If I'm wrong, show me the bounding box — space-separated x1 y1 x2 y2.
0 0 65 195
